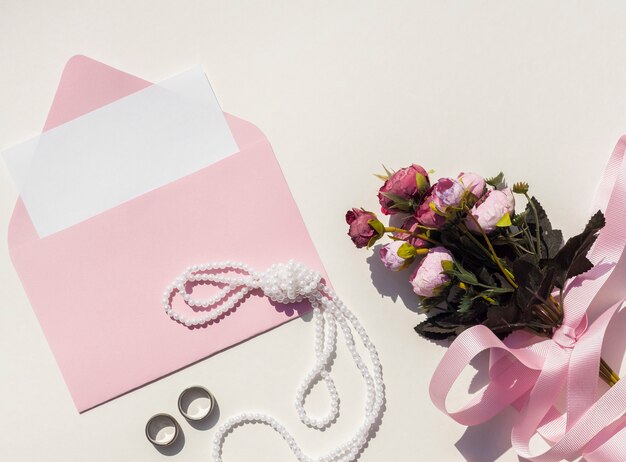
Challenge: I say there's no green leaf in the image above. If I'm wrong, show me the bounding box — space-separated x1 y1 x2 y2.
367 234 381 248
441 260 455 271
542 229 564 259
458 292 474 313
443 268 479 286
485 172 506 190
523 197 564 258
389 202 414 213
512 254 544 310
446 284 465 304
416 172 429 193
525 197 549 229
397 242 417 259
368 219 385 236
452 260 479 285
496 213 512 227
366 217 385 248
455 271 479 286
419 294 444 312
482 287 515 296
380 192 413 213
374 165 394 181
429 201 447 216
483 301 525 337
493 272 515 291
380 192 404 202
549 210 605 287
414 311 477 340
477 267 496 286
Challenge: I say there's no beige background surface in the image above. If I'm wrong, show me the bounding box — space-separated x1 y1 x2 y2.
2 1 626 461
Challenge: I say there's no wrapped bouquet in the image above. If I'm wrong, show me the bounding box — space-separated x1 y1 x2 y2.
346 164 615 383
345 141 626 461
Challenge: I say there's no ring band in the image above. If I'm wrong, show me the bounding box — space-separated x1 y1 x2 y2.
145 413 180 446
178 385 215 421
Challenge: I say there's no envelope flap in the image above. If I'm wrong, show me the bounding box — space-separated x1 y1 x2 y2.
8 57 267 250
44 55 151 130
44 55 267 148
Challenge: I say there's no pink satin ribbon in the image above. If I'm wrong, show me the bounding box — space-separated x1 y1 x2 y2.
429 137 626 462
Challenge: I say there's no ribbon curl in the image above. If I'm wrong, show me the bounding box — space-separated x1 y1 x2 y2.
429 137 626 462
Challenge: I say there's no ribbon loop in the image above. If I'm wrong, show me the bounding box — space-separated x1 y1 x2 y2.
553 315 588 349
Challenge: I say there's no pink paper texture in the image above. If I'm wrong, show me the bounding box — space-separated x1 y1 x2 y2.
8 56 327 412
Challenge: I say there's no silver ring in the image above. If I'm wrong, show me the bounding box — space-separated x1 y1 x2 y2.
145 413 180 446
178 385 215 421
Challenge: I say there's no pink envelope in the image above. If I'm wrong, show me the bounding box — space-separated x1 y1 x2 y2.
8 56 327 412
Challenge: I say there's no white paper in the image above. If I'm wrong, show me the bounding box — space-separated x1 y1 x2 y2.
2 67 238 237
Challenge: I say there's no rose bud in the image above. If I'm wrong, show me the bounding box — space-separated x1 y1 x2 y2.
379 240 426 271
409 246 454 297
377 164 430 215
465 188 515 234
345 208 385 248
432 178 465 214
414 187 446 229
457 172 486 200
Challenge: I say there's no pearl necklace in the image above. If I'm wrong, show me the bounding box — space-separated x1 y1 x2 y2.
163 260 385 462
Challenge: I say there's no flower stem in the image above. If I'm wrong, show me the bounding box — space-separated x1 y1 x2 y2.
463 206 518 289
384 226 442 246
459 223 494 259
533 304 558 326
550 294 563 317
600 358 620 386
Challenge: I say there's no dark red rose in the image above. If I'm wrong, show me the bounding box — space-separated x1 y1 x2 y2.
346 208 383 248
377 164 430 215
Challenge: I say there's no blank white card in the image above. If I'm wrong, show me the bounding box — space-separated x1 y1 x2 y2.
2 67 238 237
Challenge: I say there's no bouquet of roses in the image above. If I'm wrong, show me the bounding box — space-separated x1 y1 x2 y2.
346 164 618 384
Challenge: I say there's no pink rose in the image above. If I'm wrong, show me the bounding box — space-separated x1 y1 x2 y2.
466 188 515 234
378 164 430 215
410 246 454 297
346 208 383 248
457 172 486 199
379 241 409 271
432 178 465 213
414 187 446 229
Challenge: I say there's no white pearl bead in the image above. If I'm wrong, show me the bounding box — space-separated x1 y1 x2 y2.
166 262 384 462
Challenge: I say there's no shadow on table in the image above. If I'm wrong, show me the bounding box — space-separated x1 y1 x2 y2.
156 429 185 456
154 402 222 456
366 243 514 460
188 399 221 431
366 247 421 313
454 405 519 462
368 242 515 460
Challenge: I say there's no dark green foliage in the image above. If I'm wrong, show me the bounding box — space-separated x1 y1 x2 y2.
414 182 605 341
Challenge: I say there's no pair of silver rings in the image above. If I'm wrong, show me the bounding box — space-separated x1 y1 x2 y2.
145 385 215 447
